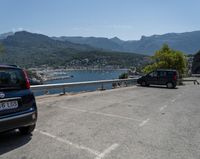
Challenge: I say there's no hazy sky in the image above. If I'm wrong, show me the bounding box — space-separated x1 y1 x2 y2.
0 0 200 40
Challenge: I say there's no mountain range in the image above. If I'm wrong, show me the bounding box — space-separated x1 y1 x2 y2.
0 30 200 68
0 31 146 68
1 30 200 55
53 30 200 55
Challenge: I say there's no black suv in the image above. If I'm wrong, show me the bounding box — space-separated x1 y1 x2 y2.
137 69 178 88
0 65 37 135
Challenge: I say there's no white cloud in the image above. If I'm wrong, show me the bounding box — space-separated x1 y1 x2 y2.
104 25 133 30
70 25 133 33
18 27 24 31
12 27 25 32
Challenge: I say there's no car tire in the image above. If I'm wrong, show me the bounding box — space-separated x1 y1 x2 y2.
166 82 174 89
19 124 35 135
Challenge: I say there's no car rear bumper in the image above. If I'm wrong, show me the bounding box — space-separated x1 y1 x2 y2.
0 108 37 133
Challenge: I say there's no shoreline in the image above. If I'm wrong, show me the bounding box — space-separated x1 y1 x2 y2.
28 68 128 84
29 68 129 71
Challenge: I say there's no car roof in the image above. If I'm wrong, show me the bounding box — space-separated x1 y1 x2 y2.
156 69 177 72
0 64 20 69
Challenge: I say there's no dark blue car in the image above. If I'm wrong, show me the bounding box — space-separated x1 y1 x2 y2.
137 69 178 88
0 65 37 135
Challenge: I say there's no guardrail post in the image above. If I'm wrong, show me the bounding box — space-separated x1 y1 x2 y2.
112 83 117 88
125 82 128 87
62 87 66 94
194 80 200 85
101 83 104 90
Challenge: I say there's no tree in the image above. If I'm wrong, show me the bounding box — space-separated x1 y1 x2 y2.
192 50 200 74
0 43 4 53
143 44 187 75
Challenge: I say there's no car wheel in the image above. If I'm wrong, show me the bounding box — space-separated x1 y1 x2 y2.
141 81 147 86
166 82 174 89
19 124 35 135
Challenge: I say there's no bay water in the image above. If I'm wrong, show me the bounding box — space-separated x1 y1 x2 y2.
35 70 127 95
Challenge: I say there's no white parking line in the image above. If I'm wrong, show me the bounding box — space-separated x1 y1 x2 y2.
95 143 119 159
35 129 100 156
171 99 176 103
59 106 143 122
139 118 150 127
159 105 167 111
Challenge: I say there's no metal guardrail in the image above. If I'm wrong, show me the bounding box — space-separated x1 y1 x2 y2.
181 79 200 85
192 74 200 77
31 78 138 94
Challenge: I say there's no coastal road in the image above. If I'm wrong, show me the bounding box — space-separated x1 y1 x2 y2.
0 84 200 159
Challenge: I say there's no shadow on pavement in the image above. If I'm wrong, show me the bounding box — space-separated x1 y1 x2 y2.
137 84 178 89
0 130 32 155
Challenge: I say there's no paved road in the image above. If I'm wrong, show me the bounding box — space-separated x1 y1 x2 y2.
0 84 200 159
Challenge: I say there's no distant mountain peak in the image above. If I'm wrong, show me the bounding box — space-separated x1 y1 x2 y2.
110 36 123 45
14 31 48 38
111 36 120 40
0 31 14 40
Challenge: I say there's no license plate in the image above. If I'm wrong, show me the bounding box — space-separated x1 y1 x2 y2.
0 101 18 111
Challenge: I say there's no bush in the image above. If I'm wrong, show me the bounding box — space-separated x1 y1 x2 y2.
119 73 128 79
142 44 187 76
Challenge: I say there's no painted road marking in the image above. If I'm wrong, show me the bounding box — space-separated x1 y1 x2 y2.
139 118 150 127
95 143 119 159
171 99 176 103
35 129 100 156
59 106 143 122
159 105 167 111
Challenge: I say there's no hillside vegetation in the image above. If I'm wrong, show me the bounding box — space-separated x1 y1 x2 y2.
0 31 148 68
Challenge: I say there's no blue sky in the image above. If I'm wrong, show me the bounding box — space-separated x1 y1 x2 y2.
0 0 200 40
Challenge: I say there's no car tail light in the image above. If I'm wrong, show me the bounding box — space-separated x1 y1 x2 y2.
173 74 177 80
23 70 30 89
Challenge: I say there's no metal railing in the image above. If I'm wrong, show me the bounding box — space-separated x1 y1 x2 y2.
192 74 200 77
31 78 138 95
181 79 200 85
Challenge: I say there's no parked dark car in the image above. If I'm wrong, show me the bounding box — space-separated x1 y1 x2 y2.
137 69 178 88
0 65 37 135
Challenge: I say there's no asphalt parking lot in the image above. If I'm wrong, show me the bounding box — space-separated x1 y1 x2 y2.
0 84 200 159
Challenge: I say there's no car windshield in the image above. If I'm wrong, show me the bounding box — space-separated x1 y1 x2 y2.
148 71 158 77
0 68 26 90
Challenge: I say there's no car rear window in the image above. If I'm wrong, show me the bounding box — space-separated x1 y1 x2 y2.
0 68 26 90
167 71 176 76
